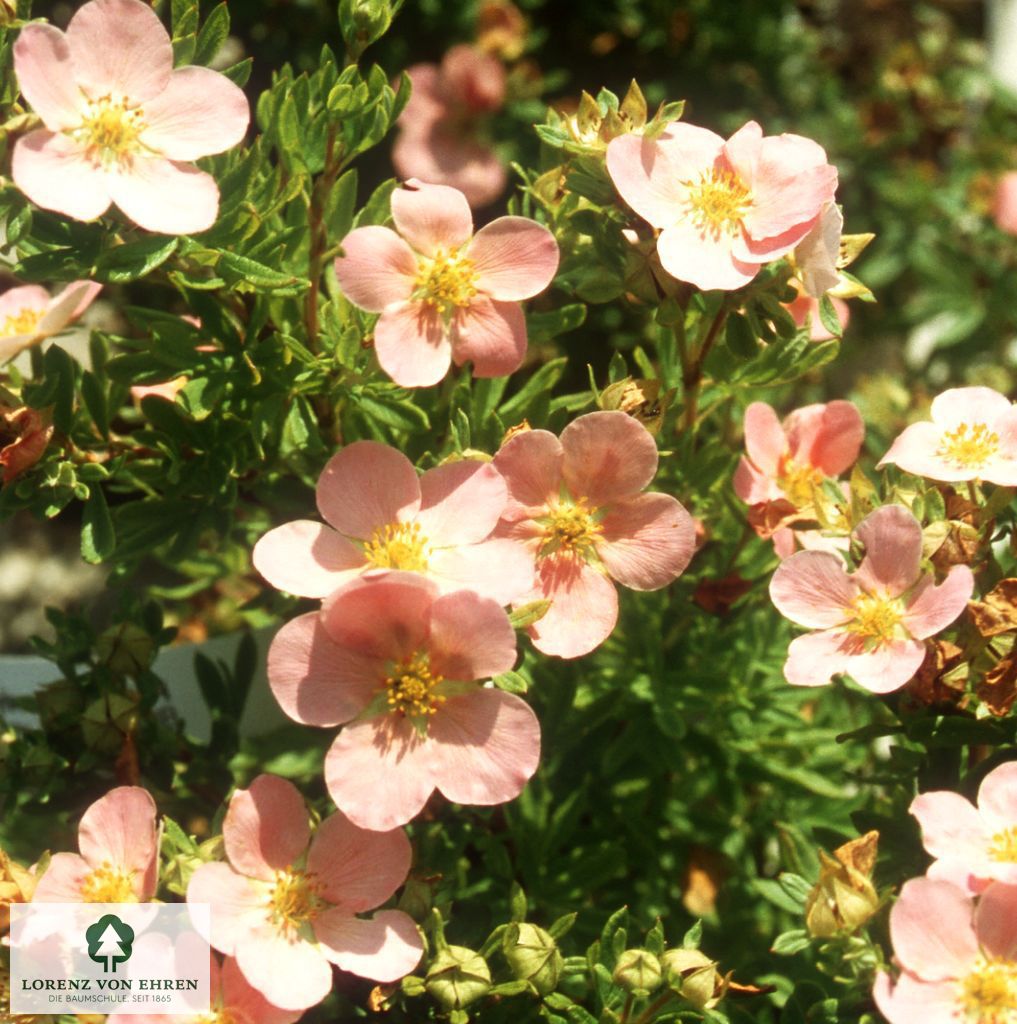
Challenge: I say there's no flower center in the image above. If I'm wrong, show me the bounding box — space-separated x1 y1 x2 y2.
0 307 43 339
777 456 824 507
959 959 1017 1022
80 863 137 903
846 593 903 645
415 248 478 317
196 1012 236 1024
541 499 601 558
385 651 446 719
363 521 430 572
938 422 999 470
684 168 752 238
73 96 146 167
989 827 1017 863
267 869 324 933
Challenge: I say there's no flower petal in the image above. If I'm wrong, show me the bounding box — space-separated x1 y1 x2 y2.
428 590 517 681
451 296 528 379
108 157 219 234
139 66 249 160
314 909 423 983
391 127 507 209
657 218 759 292
12 131 112 222
784 401 864 477
878 421 970 482
977 761 1017 832
416 460 507 547
391 179 473 256
315 440 421 540
67 0 173 103
374 300 454 387
253 520 364 598
333 226 417 313
31 852 92 902
266 612 380 727
872 971 962 1024
427 537 535 606
930 387 1012 430
974 881 1017 960
782 629 850 687
742 402 787 478
561 410 658 506
493 427 562 520
186 863 266 955
307 811 411 912
234 927 332 1011
770 551 856 628
527 555 618 658
902 566 974 640
429 688 540 806
596 492 696 591
910 790 991 867
398 63 444 126
467 217 559 300
795 204 843 298
38 281 103 337
224 775 310 881
13 24 83 130
78 786 158 895
852 505 923 597
890 877 978 980
842 638 926 693
220 956 301 1024
0 285 50 325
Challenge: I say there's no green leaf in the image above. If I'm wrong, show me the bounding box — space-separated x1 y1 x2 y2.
528 304 587 343
95 236 178 284
80 371 109 439
217 251 308 293
493 671 529 694
508 600 551 630
771 929 811 956
194 2 230 65
500 357 568 419
817 294 843 338
81 486 115 564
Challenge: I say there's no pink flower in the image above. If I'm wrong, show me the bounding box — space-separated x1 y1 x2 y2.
606 120 837 291
32 786 158 902
911 762 1017 894
187 775 422 1010
108 956 300 1024
785 286 850 342
253 441 533 606
873 878 1017 1024
333 179 559 387
769 504 974 692
12 0 249 234
392 45 507 208
267 573 540 831
0 281 101 363
130 378 186 403
993 171 1017 236
734 401 864 507
492 411 697 658
879 387 1017 486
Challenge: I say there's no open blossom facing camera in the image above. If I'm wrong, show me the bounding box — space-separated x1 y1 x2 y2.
32 786 157 902
873 878 1017 1024
879 387 1017 486
12 0 249 233
911 762 1017 894
334 179 559 387
253 440 533 606
267 573 540 831
187 775 422 1010
606 119 837 291
769 505 973 692
393 45 507 208
492 411 696 658
0 281 101 363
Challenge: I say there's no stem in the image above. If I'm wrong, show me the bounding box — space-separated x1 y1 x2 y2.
305 125 343 350
619 993 634 1024
681 303 729 434
631 990 678 1024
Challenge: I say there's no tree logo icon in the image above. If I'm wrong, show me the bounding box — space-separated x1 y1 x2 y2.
85 914 135 973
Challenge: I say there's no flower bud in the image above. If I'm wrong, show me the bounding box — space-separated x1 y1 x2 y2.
0 404 52 483
502 923 563 995
425 946 492 1010
0 846 36 934
96 624 156 677
81 693 137 754
804 831 880 938
35 679 85 731
0 0 17 26
598 378 674 436
612 949 662 995
661 948 725 1010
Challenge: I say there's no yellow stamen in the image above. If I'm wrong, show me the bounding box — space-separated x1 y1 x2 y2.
684 168 752 239
989 827 1017 864
267 869 324 933
846 593 903 645
0 308 43 339
958 958 1017 1022
385 651 446 719
73 96 147 168
196 1012 236 1024
80 863 137 903
778 456 824 508
938 422 999 471
414 248 478 317
363 521 430 572
541 498 601 557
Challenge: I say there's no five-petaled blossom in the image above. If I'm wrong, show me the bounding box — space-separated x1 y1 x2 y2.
879 386 1017 486
267 573 540 831
873 878 1017 1024
12 0 249 234
606 119 837 291
734 400 864 558
187 774 423 1010
769 504 973 692
911 761 1017 895
32 786 158 902
393 45 507 208
492 411 696 659
108 955 300 1024
253 440 533 606
0 281 102 363
334 179 559 387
